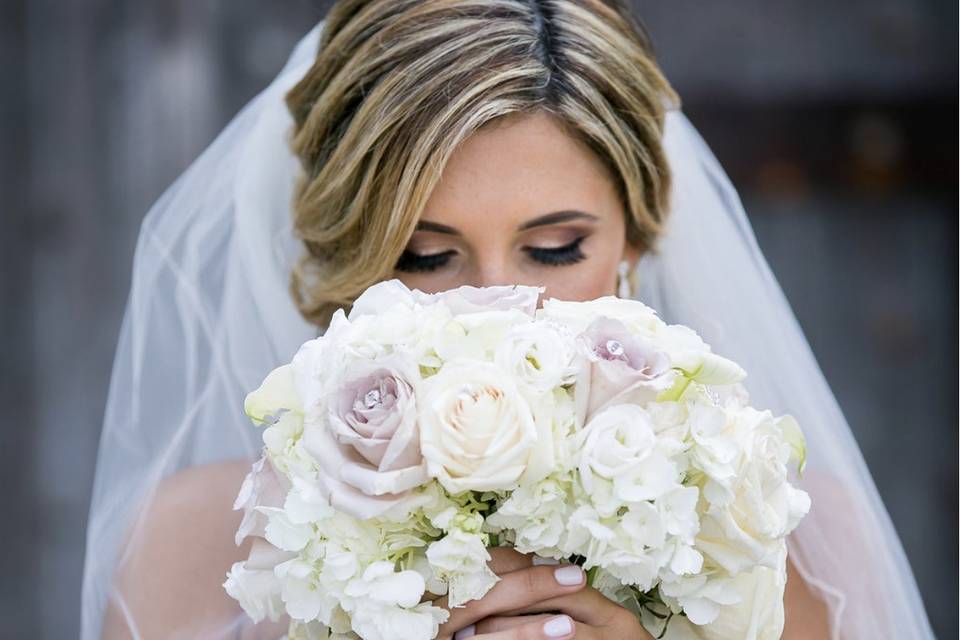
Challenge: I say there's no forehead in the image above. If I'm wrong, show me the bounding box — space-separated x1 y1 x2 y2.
421 110 623 229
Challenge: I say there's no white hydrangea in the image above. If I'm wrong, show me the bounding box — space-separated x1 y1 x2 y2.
341 561 448 640
425 510 500 607
226 279 810 640
485 474 572 557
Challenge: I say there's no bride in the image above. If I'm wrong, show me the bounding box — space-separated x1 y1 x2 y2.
82 2 934 639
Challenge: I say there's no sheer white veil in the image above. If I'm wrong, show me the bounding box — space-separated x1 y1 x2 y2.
80 17 934 640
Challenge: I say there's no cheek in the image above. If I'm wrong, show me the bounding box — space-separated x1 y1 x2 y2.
536 253 620 302
390 271 460 295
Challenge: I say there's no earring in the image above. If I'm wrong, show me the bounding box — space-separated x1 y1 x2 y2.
617 260 632 298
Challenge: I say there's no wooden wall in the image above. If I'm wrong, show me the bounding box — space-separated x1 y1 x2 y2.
0 1 953 636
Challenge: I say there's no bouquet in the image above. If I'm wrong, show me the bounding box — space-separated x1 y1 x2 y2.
224 280 810 640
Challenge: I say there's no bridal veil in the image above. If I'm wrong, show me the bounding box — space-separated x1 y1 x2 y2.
80 17 934 640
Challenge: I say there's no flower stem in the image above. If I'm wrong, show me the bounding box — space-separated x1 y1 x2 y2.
585 565 599 587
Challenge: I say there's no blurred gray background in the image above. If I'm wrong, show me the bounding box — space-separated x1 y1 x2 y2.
1 0 955 637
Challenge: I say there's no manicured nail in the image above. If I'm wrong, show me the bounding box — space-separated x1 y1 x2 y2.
533 554 560 565
453 624 476 639
543 615 573 637
553 564 584 586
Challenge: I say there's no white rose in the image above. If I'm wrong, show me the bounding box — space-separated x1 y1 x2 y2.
494 320 578 394
413 282 544 316
695 408 811 574
705 542 787 640
538 295 663 334
657 543 787 639
517 386 577 487
404 282 546 367
419 361 539 493
432 308 532 363
309 287 425 385
347 279 418 320
575 404 680 506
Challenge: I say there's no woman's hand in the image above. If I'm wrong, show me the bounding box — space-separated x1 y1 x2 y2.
434 548 653 640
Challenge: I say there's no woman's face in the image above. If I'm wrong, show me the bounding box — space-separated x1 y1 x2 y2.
392 110 638 302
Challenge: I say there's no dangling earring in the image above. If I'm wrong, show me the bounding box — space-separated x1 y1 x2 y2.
617 260 632 298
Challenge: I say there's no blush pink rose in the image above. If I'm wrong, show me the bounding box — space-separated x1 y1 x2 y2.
575 316 676 424
233 453 290 545
302 354 428 519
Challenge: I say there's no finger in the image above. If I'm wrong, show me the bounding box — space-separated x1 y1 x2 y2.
487 547 534 575
497 585 634 629
487 547 561 576
474 614 554 634
469 615 598 639
487 547 533 576
436 564 587 637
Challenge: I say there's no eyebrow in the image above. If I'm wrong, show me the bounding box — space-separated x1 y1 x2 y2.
415 210 599 235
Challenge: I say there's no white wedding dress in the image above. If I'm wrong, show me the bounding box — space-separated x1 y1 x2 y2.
80 18 934 640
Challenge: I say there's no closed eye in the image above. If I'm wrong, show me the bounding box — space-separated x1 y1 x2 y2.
395 236 589 273
524 236 587 266
395 249 456 273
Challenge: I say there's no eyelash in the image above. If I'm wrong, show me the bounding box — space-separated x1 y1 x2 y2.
394 236 588 273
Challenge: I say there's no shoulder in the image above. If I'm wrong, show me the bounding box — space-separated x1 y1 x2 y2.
134 459 253 567
783 555 832 639
100 459 277 639
150 459 252 523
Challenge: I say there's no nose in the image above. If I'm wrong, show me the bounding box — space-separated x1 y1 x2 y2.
472 270 514 289
467 253 516 288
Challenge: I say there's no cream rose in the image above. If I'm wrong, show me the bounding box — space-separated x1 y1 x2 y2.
419 361 539 493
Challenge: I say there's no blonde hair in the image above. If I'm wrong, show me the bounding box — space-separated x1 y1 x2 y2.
285 0 679 327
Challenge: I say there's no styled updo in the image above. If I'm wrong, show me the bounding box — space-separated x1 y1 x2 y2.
285 0 679 327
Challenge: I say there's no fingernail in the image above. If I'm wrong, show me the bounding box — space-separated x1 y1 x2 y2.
543 615 573 637
533 554 560 566
554 564 584 586
453 624 476 639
